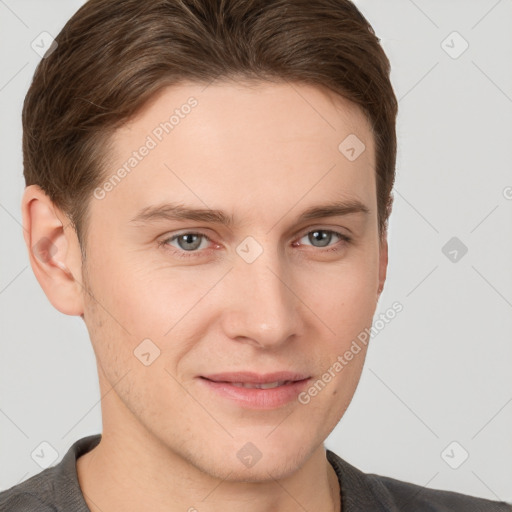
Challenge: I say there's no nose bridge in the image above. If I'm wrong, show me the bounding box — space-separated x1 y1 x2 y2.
224 239 301 347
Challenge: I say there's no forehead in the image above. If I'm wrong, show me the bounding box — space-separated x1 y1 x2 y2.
98 80 376 226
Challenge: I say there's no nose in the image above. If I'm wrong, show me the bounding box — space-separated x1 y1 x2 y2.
220 245 303 349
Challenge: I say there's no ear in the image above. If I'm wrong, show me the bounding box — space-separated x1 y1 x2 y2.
377 234 388 300
21 185 85 316
377 195 393 300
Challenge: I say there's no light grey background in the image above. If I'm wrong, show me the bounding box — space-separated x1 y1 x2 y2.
1 0 511 503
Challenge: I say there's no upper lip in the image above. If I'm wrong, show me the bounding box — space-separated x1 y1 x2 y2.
200 372 310 384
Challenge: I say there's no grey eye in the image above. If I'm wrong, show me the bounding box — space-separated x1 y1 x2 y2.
302 230 339 248
172 233 205 251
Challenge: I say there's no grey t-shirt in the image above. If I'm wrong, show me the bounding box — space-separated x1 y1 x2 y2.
1 434 511 511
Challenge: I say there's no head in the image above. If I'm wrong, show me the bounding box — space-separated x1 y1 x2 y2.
22 0 397 481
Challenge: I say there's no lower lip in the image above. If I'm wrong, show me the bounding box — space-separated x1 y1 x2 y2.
199 378 311 409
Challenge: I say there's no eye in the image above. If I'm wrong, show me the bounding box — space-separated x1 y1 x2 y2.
159 232 215 259
295 229 351 252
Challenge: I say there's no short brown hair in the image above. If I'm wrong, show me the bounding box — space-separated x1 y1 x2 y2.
23 0 397 252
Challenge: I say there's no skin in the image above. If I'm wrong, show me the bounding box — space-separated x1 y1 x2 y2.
22 80 388 512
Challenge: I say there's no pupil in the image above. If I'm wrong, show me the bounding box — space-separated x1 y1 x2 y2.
180 234 200 250
310 230 330 247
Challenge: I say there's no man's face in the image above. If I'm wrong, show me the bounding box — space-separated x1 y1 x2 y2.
81 81 386 481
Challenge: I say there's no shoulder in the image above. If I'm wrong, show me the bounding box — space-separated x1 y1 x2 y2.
370 473 512 512
326 449 512 512
0 434 101 512
0 468 60 511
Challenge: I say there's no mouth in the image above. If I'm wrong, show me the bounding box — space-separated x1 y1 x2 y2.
224 380 295 389
198 372 311 409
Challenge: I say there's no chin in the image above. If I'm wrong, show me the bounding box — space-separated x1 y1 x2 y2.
190 436 316 483
207 456 307 483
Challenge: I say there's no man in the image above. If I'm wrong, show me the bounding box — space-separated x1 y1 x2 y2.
1 0 510 511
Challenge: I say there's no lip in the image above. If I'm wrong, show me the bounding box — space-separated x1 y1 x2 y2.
202 371 310 384
198 372 311 409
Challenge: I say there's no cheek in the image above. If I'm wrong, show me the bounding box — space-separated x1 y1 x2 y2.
85 255 220 381
303 255 379 338
83 242 177 334
81 265 191 423
79 245 164 375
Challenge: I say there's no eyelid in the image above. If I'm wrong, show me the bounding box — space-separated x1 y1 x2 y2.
295 224 350 240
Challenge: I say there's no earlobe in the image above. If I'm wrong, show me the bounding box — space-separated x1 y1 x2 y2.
21 185 85 316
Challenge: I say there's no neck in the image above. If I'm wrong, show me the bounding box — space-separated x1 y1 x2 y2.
77 434 341 512
76 371 341 512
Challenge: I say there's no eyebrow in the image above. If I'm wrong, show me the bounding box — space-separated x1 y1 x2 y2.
129 199 370 227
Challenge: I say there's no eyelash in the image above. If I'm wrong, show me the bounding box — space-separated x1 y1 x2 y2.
158 229 352 260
